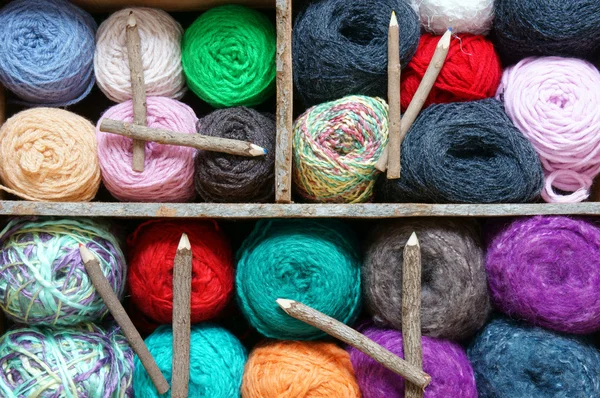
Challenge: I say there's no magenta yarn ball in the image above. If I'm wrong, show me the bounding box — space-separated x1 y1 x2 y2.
486 216 600 334
349 326 477 398
96 96 197 202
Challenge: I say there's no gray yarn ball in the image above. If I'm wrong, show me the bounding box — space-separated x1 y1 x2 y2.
363 218 491 341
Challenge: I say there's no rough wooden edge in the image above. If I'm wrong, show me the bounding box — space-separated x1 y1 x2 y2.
172 234 192 398
274 0 293 203
386 12 401 179
0 86 5 201
72 0 275 11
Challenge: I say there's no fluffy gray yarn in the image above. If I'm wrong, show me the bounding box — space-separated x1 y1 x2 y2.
363 218 491 341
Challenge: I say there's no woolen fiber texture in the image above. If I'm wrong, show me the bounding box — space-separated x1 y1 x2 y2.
195 107 276 203
411 0 494 35
293 0 420 107
378 99 545 204
468 317 600 398
363 218 491 341
486 216 600 334
236 219 362 340
350 325 477 398
493 0 600 64
134 324 246 398
127 220 234 324
242 340 360 398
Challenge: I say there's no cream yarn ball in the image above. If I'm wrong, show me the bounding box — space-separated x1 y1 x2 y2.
94 8 186 103
411 0 494 35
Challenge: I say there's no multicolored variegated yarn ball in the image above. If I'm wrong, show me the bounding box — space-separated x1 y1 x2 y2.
292 95 388 203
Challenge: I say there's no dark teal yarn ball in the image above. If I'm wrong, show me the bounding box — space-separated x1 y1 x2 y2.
236 220 362 340
468 317 600 397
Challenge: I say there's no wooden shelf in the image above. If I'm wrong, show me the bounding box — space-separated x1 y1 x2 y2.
1 201 600 219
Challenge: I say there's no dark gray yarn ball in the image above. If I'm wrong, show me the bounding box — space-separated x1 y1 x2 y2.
363 218 491 341
293 0 420 107
494 0 600 65
194 107 276 203
378 99 544 204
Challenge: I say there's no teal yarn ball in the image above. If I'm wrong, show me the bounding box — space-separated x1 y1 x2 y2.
0 323 134 397
181 5 276 108
134 324 247 397
236 220 362 339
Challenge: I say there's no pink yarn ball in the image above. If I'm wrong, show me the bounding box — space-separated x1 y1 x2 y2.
497 56 600 203
96 97 197 202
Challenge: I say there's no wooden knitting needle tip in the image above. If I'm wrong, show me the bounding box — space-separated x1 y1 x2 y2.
79 244 170 395
386 10 402 179
276 298 431 390
172 233 193 398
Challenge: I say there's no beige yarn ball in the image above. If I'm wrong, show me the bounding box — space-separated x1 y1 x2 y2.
0 108 101 201
94 7 186 103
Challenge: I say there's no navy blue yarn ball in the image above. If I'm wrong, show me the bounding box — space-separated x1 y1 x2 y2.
468 317 600 398
293 0 420 108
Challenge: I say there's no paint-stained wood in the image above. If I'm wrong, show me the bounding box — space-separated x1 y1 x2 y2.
72 0 274 11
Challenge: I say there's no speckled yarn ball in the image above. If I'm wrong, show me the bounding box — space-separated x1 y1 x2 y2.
236 220 362 340
0 323 134 397
468 317 600 398
493 0 600 64
0 218 126 326
411 0 494 35
486 216 600 334
350 325 477 398
134 324 246 398
363 218 491 341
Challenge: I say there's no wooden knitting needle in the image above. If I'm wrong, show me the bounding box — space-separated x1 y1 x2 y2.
79 244 170 395
100 119 267 157
386 11 402 179
172 233 192 398
126 11 147 172
277 298 431 390
376 28 453 172
402 233 424 398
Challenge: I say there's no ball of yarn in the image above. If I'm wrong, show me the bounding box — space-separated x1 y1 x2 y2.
350 325 477 398
242 340 360 398
364 218 490 340
127 220 234 324
0 323 133 397
401 33 502 112
195 107 276 203
378 99 545 203
486 216 600 334
236 220 362 339
497 57 600 203
468 317 600 397
411 0 494 35
493 0 600 64
0 108 101 202
94 7 186 103
0 0 96 106
134 324 246 397
0 218 126 326
293 0 420 107
182 5 276 108
97 96 197 202
293 96 388 203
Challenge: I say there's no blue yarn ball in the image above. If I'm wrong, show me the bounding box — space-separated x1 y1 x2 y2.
468 317 600 397
0 0 96 106
236 219 362 340
133 324 247 398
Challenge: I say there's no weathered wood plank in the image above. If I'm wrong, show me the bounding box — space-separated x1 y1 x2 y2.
71 0 274 11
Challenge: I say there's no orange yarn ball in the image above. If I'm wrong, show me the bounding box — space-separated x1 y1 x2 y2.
242 341 360 397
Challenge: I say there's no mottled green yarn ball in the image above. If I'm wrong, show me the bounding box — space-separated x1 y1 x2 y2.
182 5 276 108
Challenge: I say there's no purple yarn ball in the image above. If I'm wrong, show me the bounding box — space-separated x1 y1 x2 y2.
349 326 477 398
486 216 600 334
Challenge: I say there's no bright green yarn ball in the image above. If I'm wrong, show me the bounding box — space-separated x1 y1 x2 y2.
181 5 276 108
134 324 247 397
236 219 362 340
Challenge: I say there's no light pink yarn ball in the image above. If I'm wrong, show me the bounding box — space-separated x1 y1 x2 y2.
97 96 197 202
497 56 600 203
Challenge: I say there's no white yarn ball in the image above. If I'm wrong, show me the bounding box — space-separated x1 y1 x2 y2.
412 0 494 35
94 8 186 103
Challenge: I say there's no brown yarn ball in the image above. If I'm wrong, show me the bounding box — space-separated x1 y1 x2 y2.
242 340 360 397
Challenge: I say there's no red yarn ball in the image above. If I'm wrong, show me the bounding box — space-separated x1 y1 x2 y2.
127 220 234 324
401 33 502 112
